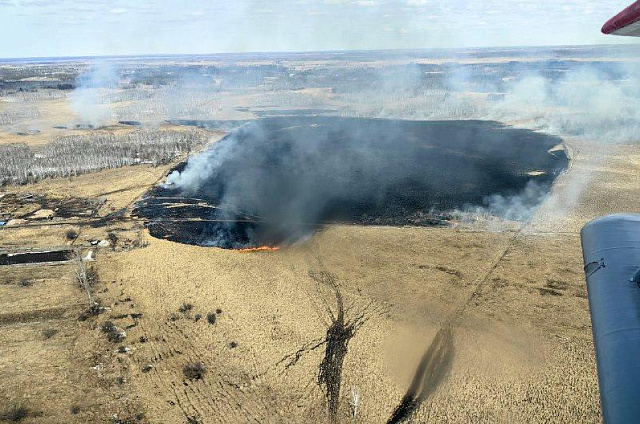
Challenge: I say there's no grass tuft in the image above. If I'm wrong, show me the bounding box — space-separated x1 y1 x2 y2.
183 362 207 380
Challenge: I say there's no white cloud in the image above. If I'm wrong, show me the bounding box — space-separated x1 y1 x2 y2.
324 0 377 5
354 0 376 6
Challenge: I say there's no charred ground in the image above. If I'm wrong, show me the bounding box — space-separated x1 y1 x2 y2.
135 117 567 248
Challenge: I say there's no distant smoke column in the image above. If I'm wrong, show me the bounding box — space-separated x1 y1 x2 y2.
69 63 120 126
581 214 640 424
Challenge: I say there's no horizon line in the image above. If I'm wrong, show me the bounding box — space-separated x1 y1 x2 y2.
1 42 638 63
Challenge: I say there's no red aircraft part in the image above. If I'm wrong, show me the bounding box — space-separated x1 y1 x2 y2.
602 1 640 36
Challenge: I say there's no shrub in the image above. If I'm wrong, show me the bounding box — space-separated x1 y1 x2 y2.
107 232 118 249
86 266 98 287
107 328 126 343
111 410 146 424
102 321 117 333
108 326 126 342
0 405 30 422
179 303 193 313
19 279 33 287
183 362 207 380
102 321 126 342
206 313 216 325
42 328 58 339
75 262 98 291
65 229 78 240
78 301 106 321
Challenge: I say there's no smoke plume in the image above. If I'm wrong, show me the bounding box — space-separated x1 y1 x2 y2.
69 62 121 127
132 48 640 243
145 117 566 248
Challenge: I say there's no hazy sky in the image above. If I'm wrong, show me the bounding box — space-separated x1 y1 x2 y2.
0 0 637 58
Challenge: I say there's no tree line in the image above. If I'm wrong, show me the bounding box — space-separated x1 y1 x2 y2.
0 129 208 186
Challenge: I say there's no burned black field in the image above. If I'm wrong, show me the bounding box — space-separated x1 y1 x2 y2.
135 117 567 248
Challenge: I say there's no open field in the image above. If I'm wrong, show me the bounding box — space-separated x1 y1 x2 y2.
1 46 639 423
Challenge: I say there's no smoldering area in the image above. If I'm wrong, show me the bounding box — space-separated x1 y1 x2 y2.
135 116 567 249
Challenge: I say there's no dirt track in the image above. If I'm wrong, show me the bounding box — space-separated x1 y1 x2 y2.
387 326 455 424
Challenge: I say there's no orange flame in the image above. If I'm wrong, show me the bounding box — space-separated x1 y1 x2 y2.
237 246 281 253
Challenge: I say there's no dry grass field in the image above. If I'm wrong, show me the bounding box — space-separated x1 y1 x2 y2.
3 133 637 423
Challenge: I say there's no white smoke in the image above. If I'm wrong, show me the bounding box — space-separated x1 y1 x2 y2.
337 59 640 144
481 64 640 224
472 180 550 221
69 62 121 127
488 64 640 142
166 131 240 191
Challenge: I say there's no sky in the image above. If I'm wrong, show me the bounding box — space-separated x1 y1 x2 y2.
0 0 638 58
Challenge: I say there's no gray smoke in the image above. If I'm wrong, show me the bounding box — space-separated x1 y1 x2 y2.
157 117 566 247
157 49 639 236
